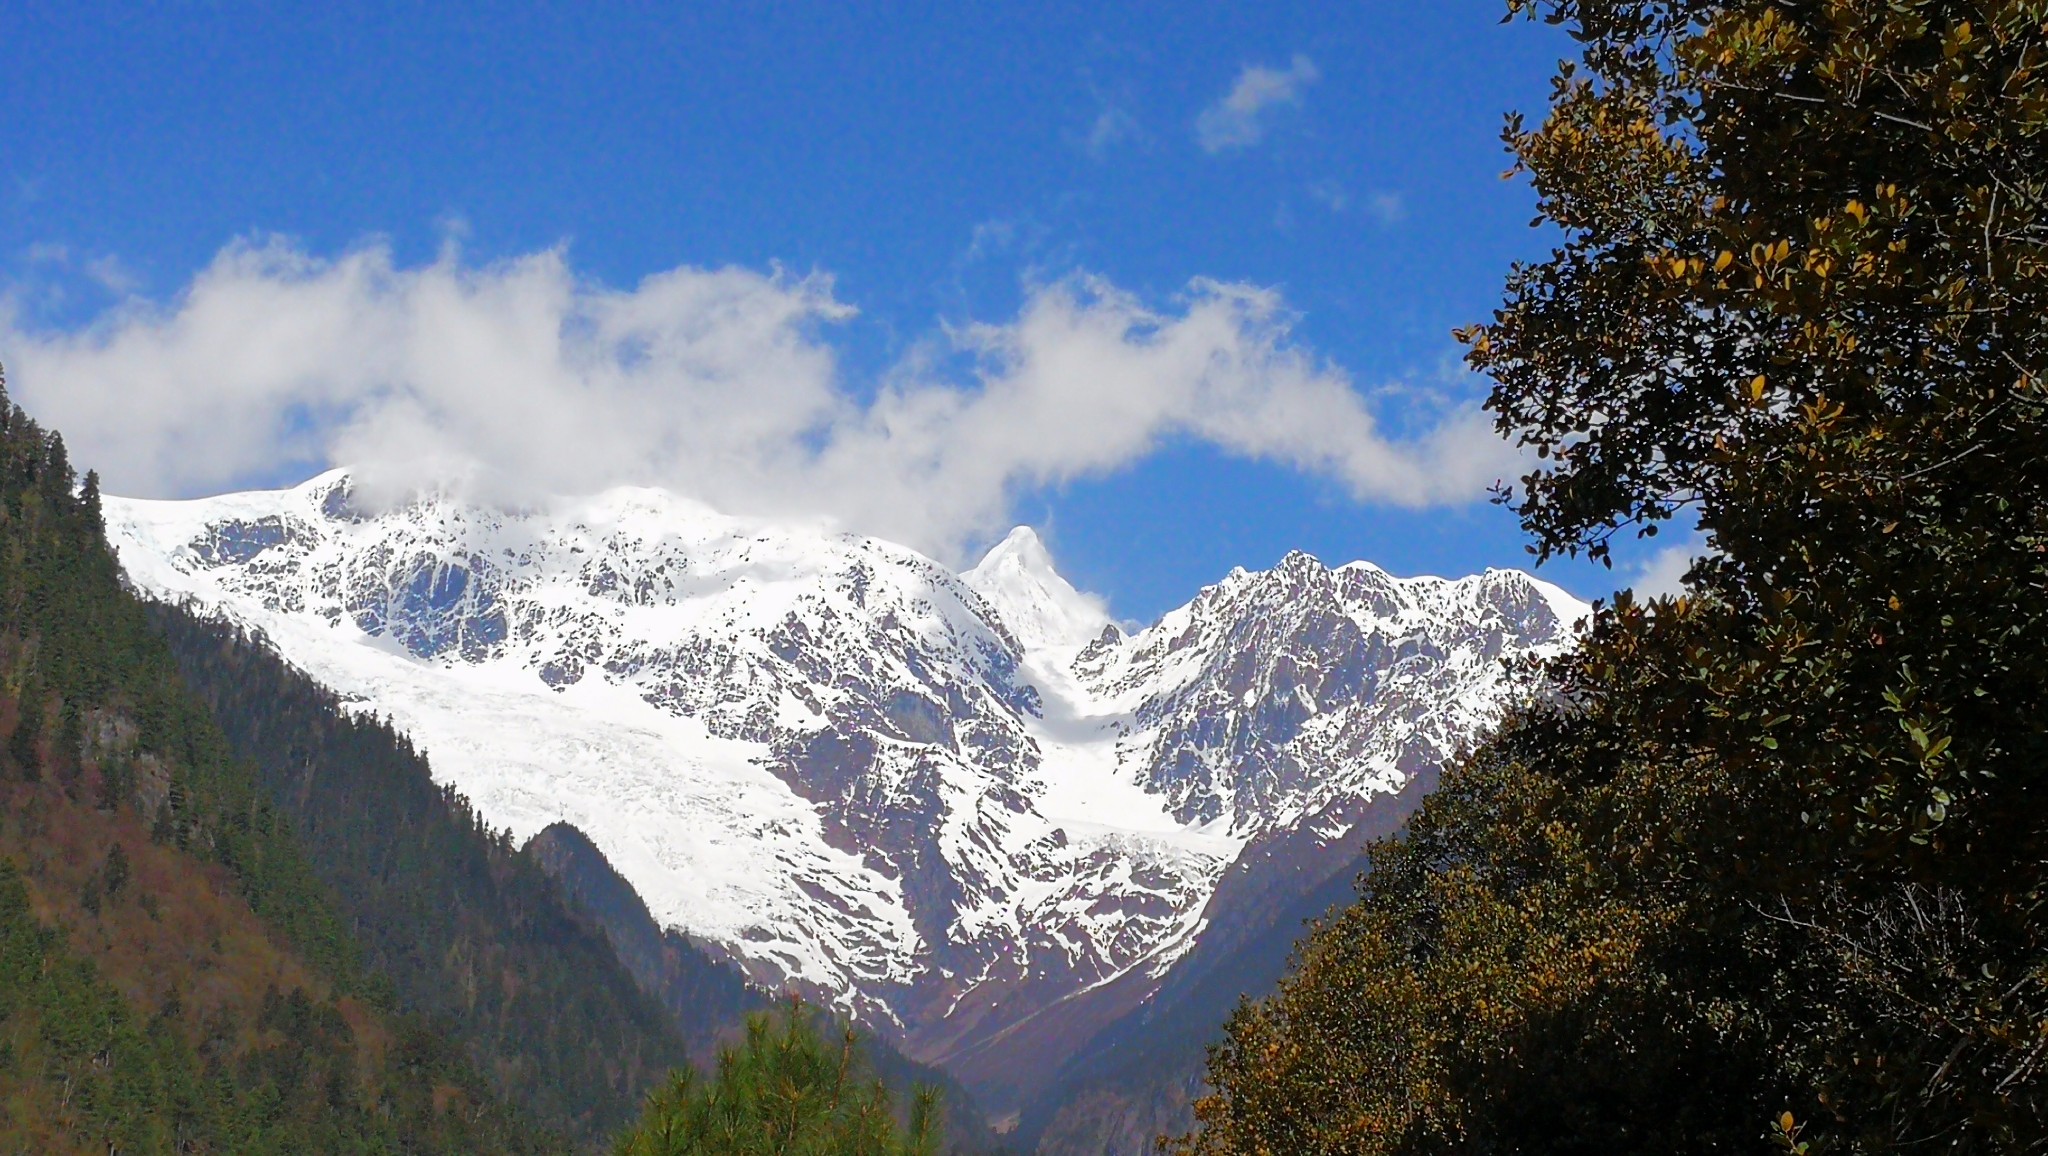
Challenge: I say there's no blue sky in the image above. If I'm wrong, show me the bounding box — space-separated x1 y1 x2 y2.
1 2 1666 620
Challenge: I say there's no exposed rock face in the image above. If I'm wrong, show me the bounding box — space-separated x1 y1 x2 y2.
1017 772 1439 1153
103 470 1586 1106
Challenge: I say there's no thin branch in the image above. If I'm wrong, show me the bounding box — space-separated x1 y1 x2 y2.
1700 79 1938 132
1895 440 1986 483
1871 109 1938 134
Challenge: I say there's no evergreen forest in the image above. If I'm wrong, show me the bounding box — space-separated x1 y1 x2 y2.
0 386 546 1151
151 607 718 1140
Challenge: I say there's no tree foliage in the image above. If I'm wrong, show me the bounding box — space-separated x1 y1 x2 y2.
614 999 941 1156
1179 1 2048 1152
0 373 551 1153
153 608 717 1143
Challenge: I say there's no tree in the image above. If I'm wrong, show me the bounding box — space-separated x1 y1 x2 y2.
100 844 128 901
615 998 941 1156
1177 2 2048 1152
77 470 101 533
8 686 42 783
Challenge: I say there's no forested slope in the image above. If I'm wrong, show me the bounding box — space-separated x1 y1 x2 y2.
0 381 546 1152
151 608 716 1142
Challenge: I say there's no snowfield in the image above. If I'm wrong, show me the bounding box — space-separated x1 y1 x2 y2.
106 470 1586 1046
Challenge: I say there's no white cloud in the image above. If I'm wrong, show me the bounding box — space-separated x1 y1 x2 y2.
963 219 1018 264
2 238 1519 564
1628 540 1698 599
1307 183 1407 227
1196 55 1320 153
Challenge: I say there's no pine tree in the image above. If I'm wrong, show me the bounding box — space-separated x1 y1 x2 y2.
77 471 101 533
614 998 942 1156
9 688 42 783
101 844 128 901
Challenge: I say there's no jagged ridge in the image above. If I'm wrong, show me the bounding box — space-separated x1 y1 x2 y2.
102 470 1586 1086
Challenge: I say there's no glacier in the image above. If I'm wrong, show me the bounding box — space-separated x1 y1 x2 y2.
103 469 1587 1064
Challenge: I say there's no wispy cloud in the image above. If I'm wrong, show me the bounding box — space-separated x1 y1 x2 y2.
11 245 144 319
963 219 1018 264
1196 54 1320 154
1307 182 1406 227
83 255 140 296
2 239 1521 564
1085 106 1141 157
1307 180 1350 213
1365 192 1406 226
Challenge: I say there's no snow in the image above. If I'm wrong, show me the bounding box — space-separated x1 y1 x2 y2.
103 469 1588 1037
962 527 1113 654
110 482 925 993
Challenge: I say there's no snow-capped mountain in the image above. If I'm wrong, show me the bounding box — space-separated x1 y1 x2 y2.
103 470 1586 1078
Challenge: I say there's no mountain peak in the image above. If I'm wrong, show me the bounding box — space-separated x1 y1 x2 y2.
962 527 1111 653
983 525 1054 569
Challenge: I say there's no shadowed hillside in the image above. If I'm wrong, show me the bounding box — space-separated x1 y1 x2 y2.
0 380 547 1152
151 607 719 1142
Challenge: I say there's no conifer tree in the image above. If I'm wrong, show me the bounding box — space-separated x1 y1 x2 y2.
9 688 42 783
615 997 942 1156
77 470 101 532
